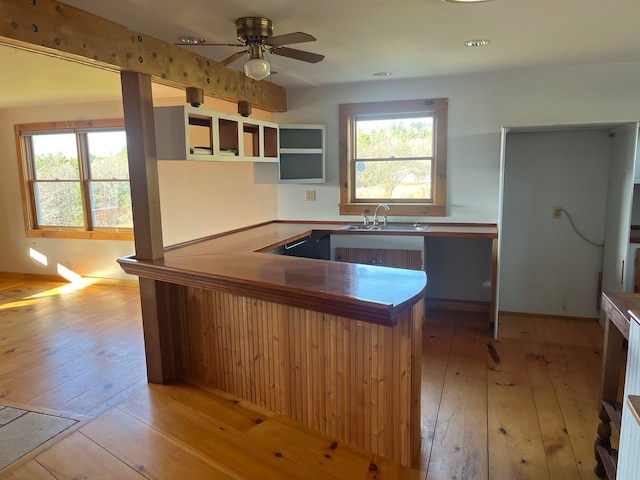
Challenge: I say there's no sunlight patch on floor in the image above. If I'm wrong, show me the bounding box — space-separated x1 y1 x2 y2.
0 260 95 310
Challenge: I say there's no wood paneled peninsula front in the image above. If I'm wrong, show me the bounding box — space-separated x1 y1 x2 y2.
118 221 497 467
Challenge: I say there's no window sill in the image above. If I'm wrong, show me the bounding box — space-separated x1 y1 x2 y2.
25 229 134 241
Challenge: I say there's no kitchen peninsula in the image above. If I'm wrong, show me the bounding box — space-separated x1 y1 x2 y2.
118 220 497 467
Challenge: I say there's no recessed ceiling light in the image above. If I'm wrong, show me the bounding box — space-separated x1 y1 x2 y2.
178 36 207 45
464 39 491 47
373 72 393 77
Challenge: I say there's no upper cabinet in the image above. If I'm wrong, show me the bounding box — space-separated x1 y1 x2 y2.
154 106 326 183
278 124 325 183
154 105 279 163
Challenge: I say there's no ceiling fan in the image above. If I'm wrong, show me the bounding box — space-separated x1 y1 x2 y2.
178 17 324 81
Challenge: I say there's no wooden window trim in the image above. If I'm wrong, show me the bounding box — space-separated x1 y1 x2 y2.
14 118 133 241
339 98 448 217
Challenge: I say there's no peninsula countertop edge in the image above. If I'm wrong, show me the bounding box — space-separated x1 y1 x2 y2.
118 220 497 326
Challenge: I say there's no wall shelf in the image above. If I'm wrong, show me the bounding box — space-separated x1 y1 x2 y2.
278 124 325 183
154 105 279 163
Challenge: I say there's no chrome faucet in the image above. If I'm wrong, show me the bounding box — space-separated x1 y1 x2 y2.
373 203 390 226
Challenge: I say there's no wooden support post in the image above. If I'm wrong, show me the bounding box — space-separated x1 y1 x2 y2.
238 101 252 117
120 70 174 384
137 278 174 384
186 87 204 107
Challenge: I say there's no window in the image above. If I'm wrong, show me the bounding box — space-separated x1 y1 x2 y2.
339 98 448 217
15 119 133 240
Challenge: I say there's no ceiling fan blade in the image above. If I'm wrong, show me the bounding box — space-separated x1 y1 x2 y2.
272 46 324 64
215 50 247 68
267 32 316 47
174 39 245 47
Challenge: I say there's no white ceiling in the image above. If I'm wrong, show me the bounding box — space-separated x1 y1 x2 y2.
2 0 640 106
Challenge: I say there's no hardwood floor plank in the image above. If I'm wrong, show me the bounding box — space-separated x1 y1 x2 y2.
0 341 143 405
82 378 148 418
150 382 275 433
117 386 339 479
247 413 373 479
425 311 489 480
0 305 141 369
80 407 244 479
0 283 143 411
497 315 581 479
565 318 606 399
0 460 56 479
366 455 421 480
55 360 147 414
35 431 145 479
25 351 146 410
487 315 550 479
532 316 603 479
526 347 581 479
0 282 60 304
419 309 455 476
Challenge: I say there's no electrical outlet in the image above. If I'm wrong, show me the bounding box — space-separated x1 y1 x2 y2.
553 206 562 218
305 190 316 201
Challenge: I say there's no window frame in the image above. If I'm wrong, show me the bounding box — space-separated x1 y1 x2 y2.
339 98 448 217
15 118 134 241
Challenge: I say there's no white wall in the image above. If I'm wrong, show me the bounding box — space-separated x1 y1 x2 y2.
501 130 610 317
275 61 640 222
158 160 277 246
274 60 640 314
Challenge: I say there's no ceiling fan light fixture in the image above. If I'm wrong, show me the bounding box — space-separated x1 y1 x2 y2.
188 17 323 80
243 43 271 81
244 57 270 81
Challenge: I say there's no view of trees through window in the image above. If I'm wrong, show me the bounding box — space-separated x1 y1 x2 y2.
339 98 447 217
29 129 132 229
87 131 132 228
354 116 433 200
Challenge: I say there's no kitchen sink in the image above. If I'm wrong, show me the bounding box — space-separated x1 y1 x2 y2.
340 224 373 231
340 223 428 232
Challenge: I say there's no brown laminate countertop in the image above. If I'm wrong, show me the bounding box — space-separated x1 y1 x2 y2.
118 221 497 326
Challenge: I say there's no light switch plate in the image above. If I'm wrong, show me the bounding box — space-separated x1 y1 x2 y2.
305 190 316 201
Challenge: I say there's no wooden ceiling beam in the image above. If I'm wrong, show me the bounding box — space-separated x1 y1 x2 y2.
0 0 287 112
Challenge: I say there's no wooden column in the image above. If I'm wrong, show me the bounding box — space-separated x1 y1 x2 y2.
120 71 174 384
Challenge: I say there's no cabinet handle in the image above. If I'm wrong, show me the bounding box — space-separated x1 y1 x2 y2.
284 238 308 250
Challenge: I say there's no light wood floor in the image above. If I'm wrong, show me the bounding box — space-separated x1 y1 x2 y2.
0 279 607 479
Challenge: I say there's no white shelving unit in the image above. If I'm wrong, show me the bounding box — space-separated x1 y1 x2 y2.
278 124 325 183
153 105 279 163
